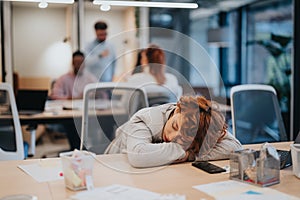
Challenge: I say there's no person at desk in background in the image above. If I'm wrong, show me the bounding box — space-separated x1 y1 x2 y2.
105 95 242 168
50 50 97 150
50 50 97 100
127 44 182 105
84 21 116 82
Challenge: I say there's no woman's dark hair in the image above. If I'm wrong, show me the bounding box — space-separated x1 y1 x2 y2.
94 21 108 30
73 50 84 58
132 49 145 75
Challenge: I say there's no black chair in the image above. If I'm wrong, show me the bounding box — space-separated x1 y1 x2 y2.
230 84 288 144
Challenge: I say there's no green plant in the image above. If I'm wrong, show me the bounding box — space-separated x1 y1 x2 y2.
247 33 292 112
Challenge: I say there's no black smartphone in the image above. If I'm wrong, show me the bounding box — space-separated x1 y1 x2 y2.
192 161 226 174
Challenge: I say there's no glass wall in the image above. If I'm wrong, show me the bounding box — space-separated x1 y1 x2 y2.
245 0 292 113
189 15 221 97
218 11 240 98
188 0 293 134
245 0 293 133
189 0 292 100
190 17 219 84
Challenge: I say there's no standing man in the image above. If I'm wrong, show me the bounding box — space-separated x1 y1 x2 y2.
85 21 116 82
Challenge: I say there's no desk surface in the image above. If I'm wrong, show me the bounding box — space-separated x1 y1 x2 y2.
17 99 126 124
13 99 229 124
0 142 299 200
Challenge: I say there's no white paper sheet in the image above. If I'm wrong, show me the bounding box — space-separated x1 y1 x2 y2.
70 184 186 200
18 161 64 182
193 180 299 200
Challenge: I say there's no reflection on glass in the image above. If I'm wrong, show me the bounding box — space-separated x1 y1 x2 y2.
246 0 292 111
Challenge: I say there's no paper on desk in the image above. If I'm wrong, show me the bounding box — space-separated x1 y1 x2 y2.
70 184 186 200
62 99 111 110
18 161 64 182
193 180 299 200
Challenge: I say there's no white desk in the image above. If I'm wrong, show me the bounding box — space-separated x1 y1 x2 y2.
19 99 125 123
0 142 299 200
17 100 127 155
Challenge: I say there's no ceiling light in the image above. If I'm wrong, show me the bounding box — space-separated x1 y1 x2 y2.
7 0 74 8
100 3 111 11
93 0 198 9
6 0 74 4
38 0 48 8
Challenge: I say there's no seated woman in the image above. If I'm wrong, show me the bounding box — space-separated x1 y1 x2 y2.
127 44 182 105
105 95 243 168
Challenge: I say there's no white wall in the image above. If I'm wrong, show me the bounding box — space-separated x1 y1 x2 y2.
12 4 73 79
12 2 137 81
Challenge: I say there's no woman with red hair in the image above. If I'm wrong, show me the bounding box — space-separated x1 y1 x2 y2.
105 95 242 168
127 44 182 105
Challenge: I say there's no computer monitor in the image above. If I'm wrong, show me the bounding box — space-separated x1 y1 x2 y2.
16 89 48 115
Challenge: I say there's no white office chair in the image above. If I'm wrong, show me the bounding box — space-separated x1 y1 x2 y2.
79 82 149 154
230 84 288 144
0 83 25 160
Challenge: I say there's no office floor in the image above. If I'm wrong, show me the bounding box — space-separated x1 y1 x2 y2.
29 130 70 159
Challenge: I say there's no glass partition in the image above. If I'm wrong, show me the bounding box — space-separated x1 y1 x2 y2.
0 89 16 152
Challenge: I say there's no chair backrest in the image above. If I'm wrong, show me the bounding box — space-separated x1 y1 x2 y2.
80 82 149 154
147 90 172 107
230 84 288 144
0 83 24 160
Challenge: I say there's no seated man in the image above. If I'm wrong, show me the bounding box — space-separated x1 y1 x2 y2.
50 50 97 150
50 50 97 100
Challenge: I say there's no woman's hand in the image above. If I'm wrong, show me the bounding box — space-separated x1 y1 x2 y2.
173 150 195 164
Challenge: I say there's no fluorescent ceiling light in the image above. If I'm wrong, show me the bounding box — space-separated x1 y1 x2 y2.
6 0 74 3
93 0 198 9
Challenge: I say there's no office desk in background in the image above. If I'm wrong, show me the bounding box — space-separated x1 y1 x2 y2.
18 100 128 153
18 99 126 124
0 142 299 200
18 99 230 125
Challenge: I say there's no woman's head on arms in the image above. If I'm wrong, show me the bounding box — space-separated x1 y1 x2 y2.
162 96 227 158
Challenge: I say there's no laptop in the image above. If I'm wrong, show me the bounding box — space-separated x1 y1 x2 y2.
279 132 300 169
255 132 300 169
16 89 48 115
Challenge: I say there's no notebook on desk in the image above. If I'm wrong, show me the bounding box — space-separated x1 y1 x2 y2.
16 89 48 115
255 132 300 169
